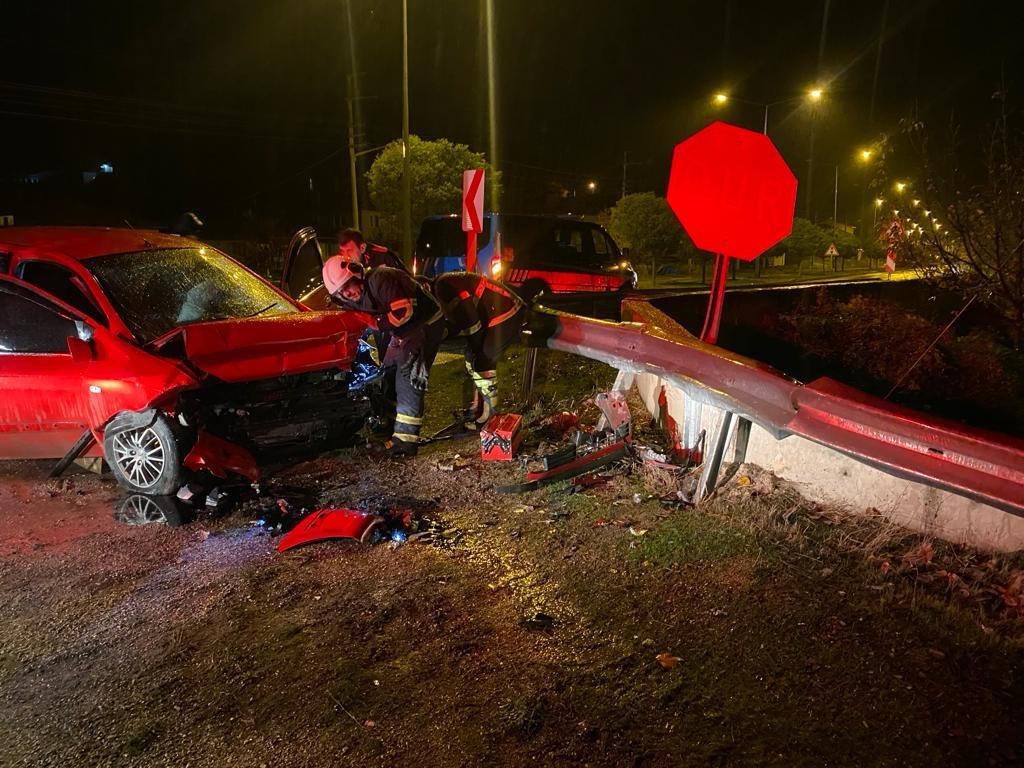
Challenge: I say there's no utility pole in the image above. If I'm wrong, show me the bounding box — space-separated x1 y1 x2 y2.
400 0 412 263
832 164 839 229
806 116 816 220
621 151 628 198
346 75 359 230
485 0 500 213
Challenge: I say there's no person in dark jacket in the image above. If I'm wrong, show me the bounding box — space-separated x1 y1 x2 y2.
432 271 524 427
336 228 408 272
322 258 524 455
324 258 444 455
334 229 409 433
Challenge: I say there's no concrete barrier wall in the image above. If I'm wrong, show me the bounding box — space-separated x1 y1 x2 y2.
632 370 1024 553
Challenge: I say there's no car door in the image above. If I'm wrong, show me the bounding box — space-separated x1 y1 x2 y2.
279 227 333 310
0 277 97 459
585 227 622 291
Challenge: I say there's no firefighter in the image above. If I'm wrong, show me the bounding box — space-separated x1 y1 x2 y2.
432 271 525 428
334 229 408 434
323 259 445 456
322 259 525 455
335 228 408 272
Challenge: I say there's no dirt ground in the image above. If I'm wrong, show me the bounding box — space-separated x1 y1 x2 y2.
1 350 1022 767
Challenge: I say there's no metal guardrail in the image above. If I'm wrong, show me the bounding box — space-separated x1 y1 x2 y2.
526 300 1024 517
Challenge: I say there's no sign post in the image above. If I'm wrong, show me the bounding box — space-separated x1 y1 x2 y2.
824 242 839 272
462 168 485 273
882 215 903 280
666 121 798 344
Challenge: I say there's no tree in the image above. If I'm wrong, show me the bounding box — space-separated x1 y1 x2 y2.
779 217 863 267
608 193 685 273
877 109 1024 348
366 135 499 245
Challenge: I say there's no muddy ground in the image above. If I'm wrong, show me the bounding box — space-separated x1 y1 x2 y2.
1 349 1022 767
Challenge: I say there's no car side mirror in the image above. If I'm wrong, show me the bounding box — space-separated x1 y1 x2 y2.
75 320 94 343
68 321 96 361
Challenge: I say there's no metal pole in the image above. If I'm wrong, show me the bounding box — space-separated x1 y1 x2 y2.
401 0 412 263
485 0 500 213
762 103 769 135
805 114 816 220
833 164 839 228
621 150 627 198
347 75 359 230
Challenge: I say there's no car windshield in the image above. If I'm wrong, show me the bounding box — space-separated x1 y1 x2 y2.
87 247 299 343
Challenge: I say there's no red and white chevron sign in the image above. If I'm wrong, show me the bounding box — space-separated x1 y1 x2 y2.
462 168 485 233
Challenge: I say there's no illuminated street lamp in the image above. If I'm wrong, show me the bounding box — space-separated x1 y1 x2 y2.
873 197 884 229
895 181 907 193
858 148 873 162
586 180 597 192
711 87 825 135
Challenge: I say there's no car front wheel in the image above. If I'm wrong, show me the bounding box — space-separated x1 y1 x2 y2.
104 411 184 495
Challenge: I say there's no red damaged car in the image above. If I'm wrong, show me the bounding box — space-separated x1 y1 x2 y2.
0 227 372 494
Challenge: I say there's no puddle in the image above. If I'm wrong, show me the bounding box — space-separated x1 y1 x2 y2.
113 493 191 527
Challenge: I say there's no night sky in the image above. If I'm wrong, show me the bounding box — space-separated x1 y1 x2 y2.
1 0 1020 234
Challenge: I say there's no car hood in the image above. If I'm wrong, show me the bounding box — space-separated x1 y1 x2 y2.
157 312 362 383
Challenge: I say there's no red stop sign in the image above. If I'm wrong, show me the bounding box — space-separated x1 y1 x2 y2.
666 121 797 261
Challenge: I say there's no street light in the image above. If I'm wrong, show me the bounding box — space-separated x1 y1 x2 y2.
586 180 597 192
873 197 884 229
710 87 824 135
895 181 907 193
858 148 873 162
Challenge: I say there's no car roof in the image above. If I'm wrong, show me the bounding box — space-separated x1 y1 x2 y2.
422 213 593 224
0 226 199 260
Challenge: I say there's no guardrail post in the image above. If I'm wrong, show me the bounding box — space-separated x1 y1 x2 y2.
697 411 737 502
520 347 539 403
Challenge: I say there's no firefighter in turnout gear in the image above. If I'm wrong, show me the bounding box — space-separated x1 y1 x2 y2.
333 228 409 436
323 259 444 455
432 272 525 427
322 257 525 456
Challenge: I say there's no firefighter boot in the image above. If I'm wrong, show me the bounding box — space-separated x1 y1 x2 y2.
467 365 498 428
382 411 422 457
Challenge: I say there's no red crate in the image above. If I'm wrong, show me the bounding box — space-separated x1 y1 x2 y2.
480 413 522 461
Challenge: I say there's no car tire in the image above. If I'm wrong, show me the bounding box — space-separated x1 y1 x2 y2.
104 412 184 495
517 279 550 305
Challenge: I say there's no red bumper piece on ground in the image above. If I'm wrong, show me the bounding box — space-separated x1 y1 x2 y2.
183 430 261 483
481 413 523 461
277 508 383 552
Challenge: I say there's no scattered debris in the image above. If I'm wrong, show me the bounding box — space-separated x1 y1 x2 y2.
520 612 556 633
497 439 630 494
277 507 383 552
539 410 579 438
595 390 631 437
655 652 681 669
569 473 612 493
437 455 473 472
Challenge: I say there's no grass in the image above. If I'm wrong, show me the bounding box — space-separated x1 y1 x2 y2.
634 508 758 565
